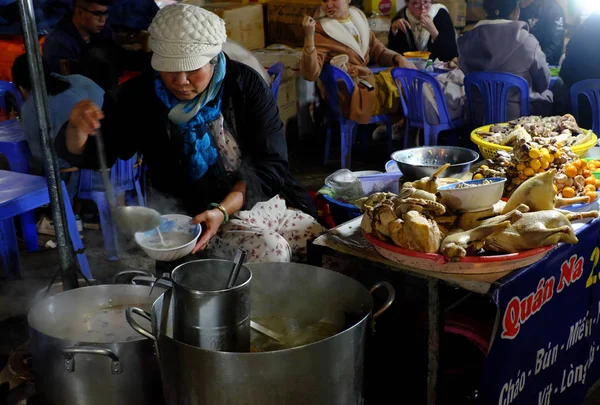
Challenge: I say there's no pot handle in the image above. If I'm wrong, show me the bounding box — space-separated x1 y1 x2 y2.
112 270 153 284
62 346 122 374
131 276 173 289
369 282 396 319
126 306 156 341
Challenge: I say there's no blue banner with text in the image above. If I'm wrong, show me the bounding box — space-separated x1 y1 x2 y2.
481 219 600 405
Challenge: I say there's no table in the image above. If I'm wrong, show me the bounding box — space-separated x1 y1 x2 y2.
309 216 600 405
0 170 90 279
0 119 38 252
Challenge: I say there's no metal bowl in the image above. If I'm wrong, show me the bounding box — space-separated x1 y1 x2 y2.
391 146 480 180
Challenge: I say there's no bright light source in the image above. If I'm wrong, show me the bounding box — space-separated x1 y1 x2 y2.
577 0 600 13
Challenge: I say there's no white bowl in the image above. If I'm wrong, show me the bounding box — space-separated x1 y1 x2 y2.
437 178 507 212
135 214 201 262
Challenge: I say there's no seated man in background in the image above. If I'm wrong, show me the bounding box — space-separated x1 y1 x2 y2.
11 54 105 204
519 0 565 65
42 0 151 91
553 13 600 129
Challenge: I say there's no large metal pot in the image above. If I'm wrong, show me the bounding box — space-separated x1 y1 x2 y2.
128 263 394 405
28 284 165 405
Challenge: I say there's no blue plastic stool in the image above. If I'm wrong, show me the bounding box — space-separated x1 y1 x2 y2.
0 170 91 279
77 154 145 260
320 63 392 169
0 81 24 113
570 79 600 137
0 81 24 112
268 62 284 101
0 119 39 253
391 67 464 148
463 72 530 125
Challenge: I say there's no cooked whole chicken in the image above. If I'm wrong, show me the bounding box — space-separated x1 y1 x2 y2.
441 221 512 259
389 211 443 253
485 210 598 253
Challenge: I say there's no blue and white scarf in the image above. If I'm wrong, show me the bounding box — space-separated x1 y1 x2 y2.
154 52 226 181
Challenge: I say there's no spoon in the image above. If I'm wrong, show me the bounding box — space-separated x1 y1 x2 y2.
94 128 161 234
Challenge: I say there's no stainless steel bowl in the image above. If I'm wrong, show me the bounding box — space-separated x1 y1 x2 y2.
391 146 480 180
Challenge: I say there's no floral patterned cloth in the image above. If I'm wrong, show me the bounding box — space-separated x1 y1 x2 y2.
207 196 326 263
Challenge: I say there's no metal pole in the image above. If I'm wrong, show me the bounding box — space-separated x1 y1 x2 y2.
427 279 440 405
17 0 79 290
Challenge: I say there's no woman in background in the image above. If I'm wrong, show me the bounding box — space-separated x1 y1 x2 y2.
388 0 458 62
300 0 414 126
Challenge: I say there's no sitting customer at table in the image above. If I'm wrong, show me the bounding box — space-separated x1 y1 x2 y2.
11 53 105 202
458 0 552 123
300 0 415 126
553 13 600 129
55 4 325 263
388 0 458 62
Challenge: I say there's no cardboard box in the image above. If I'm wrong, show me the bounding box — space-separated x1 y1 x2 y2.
266 0 321 48
438 0 467 28
368 15 391 46
467 0 485 22
200 3 265 50
363 0 396 16
253 45 302 80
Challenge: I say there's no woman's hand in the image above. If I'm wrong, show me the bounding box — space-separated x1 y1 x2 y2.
420 14 439 40
191 209 225 254
391 18 411 35
302 15 316 38
66 99 104 155
393 54 417 70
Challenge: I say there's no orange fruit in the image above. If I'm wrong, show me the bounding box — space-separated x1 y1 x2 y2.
562 187 576 198
573 160 582 169
595 179 600 188
585 176 596 185
565 165 578 178
586 191 598 202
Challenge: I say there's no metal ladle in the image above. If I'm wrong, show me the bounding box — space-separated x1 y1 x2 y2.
94 128 161 234
225 249 286 345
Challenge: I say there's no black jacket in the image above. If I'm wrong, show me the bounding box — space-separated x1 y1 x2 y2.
388 7 458 62
55 57 316 218
520 0 565 65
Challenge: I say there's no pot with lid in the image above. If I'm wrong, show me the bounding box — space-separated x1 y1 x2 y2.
28 274 166 405
127 262 395 405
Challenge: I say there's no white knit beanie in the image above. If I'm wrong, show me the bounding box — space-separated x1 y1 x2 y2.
149 4 227 72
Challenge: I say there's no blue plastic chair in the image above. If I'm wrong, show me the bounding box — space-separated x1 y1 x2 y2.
391 67 464 148
76 154 145 260
463 72 530 125
0 80 24 113
0 170 91 279
570 79 600 137
268 62 284 101
320 63 392 169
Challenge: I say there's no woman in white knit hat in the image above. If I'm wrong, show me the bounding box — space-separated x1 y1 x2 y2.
55 3 325 263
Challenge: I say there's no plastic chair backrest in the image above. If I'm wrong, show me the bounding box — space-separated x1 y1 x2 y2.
570 79 600 136
267 62 284 101
78 155 138 195
463 72 529 124
0 80 24 110
391 67 452 125
319 63 355 118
